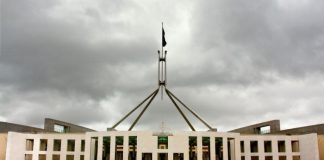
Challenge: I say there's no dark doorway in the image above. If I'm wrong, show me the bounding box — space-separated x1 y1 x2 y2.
173 153 183 160
142 153 152 160
158 153 168 160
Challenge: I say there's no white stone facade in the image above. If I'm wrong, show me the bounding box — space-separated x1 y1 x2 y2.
5 131 319 160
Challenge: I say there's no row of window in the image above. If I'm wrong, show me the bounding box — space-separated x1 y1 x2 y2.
240 140 300 153
25 154 84 160
241 155 300 160
26 139 85 152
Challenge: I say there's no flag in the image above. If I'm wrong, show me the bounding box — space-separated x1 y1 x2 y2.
162 26 167 47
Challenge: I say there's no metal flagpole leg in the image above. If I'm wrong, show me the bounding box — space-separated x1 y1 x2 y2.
166 88 213 130
128 88 159 131
165 89 196 131
111 88 159 129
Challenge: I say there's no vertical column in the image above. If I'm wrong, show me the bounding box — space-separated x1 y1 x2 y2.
272 140 278 160
223 137 228 160
210 137 216 160
98 136 103 160
197 136 202 160
234 138 240 160
47 138 53 160
111 136 116 160
259 140 264 160
286 139 292 160
33 138 40 160
124 136 129 160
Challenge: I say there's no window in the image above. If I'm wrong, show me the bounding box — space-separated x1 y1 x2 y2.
291 141 299 152
158 153 168 160
81 140 85 152
67 140 75 151
173 153 183 160
142 153 152 160
54 124 69 133
25 154 32 160
116 136 124 160
189 136 197 160
292 156 300 160
40 139 47 151
264 141 272 152
158 136 168 149
265 156 273 160
260 126 271 134
26 139 34 151
278 141 286 152
241 156 245 160
54 139 61 151
251 156 259 160
66 155 74 160
240 141 244 153
103 136 111 160
279 156 286 160
215 137 223 160
52 155 60 160
128 136 137 160
250 141 258 153
39 154 46 160
202 137 210 160
80 155 84 160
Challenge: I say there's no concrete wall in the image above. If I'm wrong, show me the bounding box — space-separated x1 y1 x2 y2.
0 122 44 133
318 135 324 160
6 132 85 160
44 118 95 133
275 124 324 135
0 134 7 160
230 120 281 134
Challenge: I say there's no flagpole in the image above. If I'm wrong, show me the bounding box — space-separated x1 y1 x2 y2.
161 22 164 99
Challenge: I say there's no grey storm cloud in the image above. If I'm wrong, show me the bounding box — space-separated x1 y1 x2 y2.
1 0 324 131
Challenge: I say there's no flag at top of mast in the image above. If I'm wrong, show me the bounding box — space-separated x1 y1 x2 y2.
162 23 167 47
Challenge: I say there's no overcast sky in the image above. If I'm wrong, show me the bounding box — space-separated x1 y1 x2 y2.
1 0 324 132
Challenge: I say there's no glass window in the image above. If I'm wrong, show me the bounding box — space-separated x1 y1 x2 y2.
291 141 299 152
250 141 258 153
39 154 46 160
202 137 210 160
81 140 85 152
40 139 47 151
115 136 124 160
215 137 223 160
67 140 75 151
279 156 286 160
189 136 197 160
128 136 137 160
66 155 74 160
26 139 34 151
103 136 111 160
158 136 168 149
173 153 183 160
142 153 152 160
265 156 272 160
52 155 60 160
264 141 272 152
292 156 300 160
25 154 32 160
53 139 61 151
278 141 286 152
240 141 244 153
251 156 259 160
